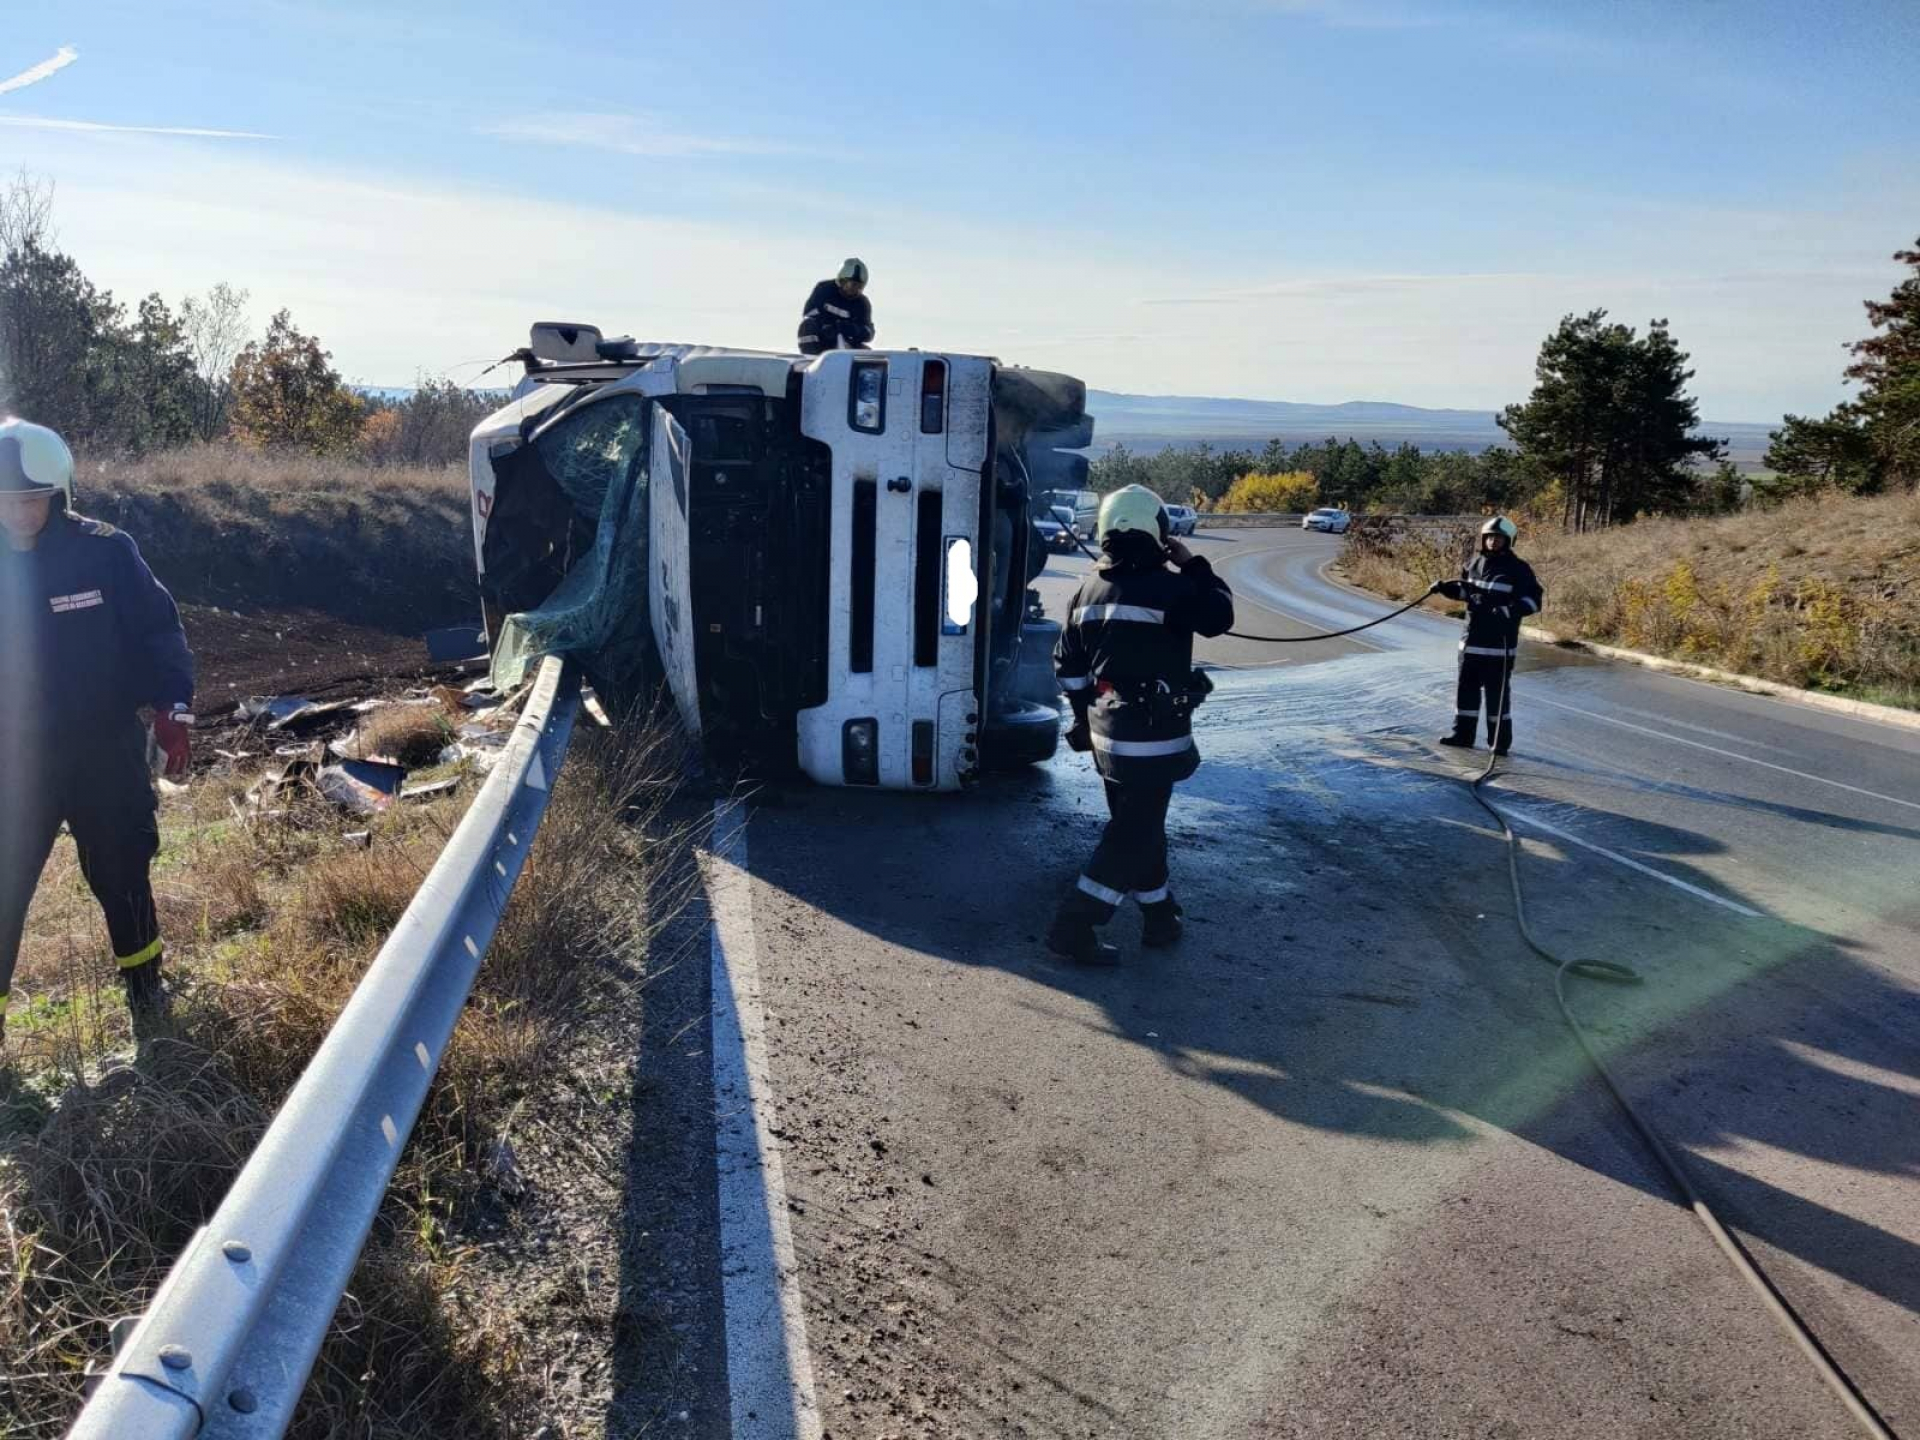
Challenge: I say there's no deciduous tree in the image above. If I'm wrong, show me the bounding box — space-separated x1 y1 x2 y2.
228 309 362 453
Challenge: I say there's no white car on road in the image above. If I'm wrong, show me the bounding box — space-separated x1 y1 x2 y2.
1302 506 1352 534
1165 504 1199 537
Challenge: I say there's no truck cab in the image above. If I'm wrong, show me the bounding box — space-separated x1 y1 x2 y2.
468 326 1089 791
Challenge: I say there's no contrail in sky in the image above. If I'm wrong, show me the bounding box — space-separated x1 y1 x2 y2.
0 45 78 97
0 115 274 139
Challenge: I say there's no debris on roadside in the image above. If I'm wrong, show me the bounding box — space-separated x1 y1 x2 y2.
400 776 462 803
236 695 359 731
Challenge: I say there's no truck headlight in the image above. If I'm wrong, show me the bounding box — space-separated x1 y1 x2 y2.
851 362 885 432
842 718 879 785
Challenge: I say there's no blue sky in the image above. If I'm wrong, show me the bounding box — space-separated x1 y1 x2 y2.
3 0 1916 419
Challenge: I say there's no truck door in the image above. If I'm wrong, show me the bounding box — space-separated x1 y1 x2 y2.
648 406 703 739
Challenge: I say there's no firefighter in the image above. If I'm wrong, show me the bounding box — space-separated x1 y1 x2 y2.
797 258 875 356
0 419 194 1044
1431 515 1542 755
1046 485 1234 965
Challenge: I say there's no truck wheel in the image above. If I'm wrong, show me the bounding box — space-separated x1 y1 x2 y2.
981 700 1061 770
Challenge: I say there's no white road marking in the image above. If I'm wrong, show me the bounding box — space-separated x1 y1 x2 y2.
1482 800 1766 918
707 800 823 1440
1527 693 1920 814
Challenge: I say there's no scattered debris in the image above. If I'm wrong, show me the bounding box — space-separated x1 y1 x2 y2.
243 753 405 817
237 696 359 732
400 777 462 803
316 759 407 814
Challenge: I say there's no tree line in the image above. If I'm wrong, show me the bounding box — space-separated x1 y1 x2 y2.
0 172 493 466
1097 237 1919 529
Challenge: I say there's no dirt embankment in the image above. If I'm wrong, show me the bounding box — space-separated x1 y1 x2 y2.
1339 491 1920 709
78 443 479 696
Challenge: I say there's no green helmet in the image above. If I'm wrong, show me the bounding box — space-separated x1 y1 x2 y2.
1480 514 1517 543
838 257 869 285
1097 484 1169 546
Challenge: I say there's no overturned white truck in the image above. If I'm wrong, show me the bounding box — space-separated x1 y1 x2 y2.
468 326 1093 791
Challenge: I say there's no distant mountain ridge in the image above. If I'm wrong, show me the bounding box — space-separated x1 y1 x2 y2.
1087 389 1776 469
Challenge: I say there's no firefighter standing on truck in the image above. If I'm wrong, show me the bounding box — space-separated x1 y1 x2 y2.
1047 485 1234 966
797 258 875 356
1431 515 1541 755
0 419 194 1044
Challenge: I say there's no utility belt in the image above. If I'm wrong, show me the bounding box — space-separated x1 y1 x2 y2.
1095 668 1214 727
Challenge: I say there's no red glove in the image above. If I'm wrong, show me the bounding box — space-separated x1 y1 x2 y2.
153 706 194 779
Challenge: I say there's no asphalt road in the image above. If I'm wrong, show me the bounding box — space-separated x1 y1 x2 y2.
655 527 1919 1439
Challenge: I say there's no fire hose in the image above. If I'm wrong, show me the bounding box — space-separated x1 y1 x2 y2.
1059 527 1898 1437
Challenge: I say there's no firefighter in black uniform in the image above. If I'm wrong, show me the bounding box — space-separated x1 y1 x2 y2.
0 419 194 1043
1431 515 1542 755
797 258 875 356
1047 485 1234 965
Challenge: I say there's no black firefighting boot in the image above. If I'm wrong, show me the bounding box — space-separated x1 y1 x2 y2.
1140 896 1185 948
1491 719 1514 757
122 956 173 1039
1437 725 1476 749
1046 915 1120 967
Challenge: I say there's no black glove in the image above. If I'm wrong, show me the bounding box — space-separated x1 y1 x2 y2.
1066 720 1093 753
1433 579 1465 601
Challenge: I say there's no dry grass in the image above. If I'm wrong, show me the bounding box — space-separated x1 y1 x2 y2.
69 441 475 628
1338 493 1920 708
0 717 689 1438
350 704 457 768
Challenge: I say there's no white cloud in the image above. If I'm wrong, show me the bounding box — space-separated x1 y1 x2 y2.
0 115 273 140
480 112 800 159
0 45 78 97
5 126 1904 419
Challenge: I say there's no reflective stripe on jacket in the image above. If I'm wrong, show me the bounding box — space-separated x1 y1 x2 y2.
1458 550 1542 652
797 279 875 353
1055 553 1233 784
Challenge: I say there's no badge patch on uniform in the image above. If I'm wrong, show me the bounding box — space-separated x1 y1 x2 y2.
49 589 105 613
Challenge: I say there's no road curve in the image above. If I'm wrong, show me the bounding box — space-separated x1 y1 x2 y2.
653 527 1919 1439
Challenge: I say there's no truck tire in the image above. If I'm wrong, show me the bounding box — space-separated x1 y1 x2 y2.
981 699 1061 771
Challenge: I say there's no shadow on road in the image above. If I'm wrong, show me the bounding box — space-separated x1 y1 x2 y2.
738 733 1920 1343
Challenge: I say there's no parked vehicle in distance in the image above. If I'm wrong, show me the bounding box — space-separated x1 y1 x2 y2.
1164 504 1199 537
1038 487 1098 540
470 323 1093 790
1033 504 1083 554
1302 506 1352 533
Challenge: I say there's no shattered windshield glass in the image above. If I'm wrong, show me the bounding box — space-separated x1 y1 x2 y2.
489 392 654 694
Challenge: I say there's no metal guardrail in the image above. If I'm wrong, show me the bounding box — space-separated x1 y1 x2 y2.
1196 512 1484 528
69 655 582 1439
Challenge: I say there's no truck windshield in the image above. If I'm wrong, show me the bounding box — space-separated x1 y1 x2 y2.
488 392 654 692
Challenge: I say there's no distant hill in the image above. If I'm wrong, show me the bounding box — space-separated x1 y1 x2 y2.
1087 389 1777 471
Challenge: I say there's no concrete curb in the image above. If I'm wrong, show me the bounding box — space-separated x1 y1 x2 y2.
1325 558 1920 734
1520 625 1920 734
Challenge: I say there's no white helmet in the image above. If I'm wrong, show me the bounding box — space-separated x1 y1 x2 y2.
0 418 74 503
1097 484 1170 545
1480 515 1517 543
837 257 869 285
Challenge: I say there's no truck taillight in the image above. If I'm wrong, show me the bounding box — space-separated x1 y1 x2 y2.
920 359 946 434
